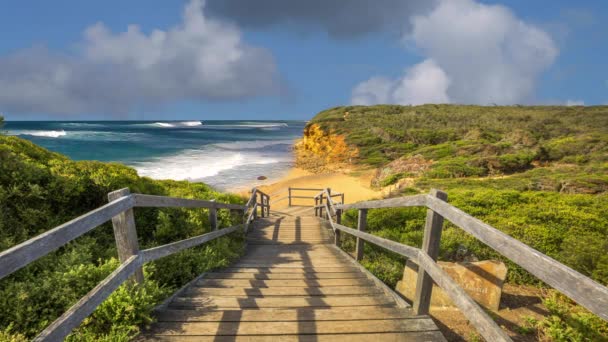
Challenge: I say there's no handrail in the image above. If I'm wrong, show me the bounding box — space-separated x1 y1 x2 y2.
0 187 264 341
318 188 608 341
0 195 135 280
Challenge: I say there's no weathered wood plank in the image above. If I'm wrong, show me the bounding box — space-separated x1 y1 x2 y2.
34 255 142 342
141 226 240 262
134 194 245 210
183 286 382 297
330 222 419 261
142 331 447 342
426 195 608 321
413 189 447 315
108 188 144 283
0 194 134 280
209 207 218 231
356 208 367 261
154 306 414 322
417 252 511 341
170 295 395 309
204 272 366 280
196 278 374 287
219 267 359 273
145 318 438 335
335 194 427 210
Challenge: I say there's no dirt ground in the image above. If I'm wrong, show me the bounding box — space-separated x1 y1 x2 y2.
430 284 549 341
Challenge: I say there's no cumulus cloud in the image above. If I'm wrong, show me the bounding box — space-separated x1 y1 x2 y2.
0 0 280 115
566 100 584 106
206 0 436 38
352 0 558 105
352 59 449 105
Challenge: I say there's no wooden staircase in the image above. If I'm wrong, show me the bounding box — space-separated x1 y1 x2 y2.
142 206 446 341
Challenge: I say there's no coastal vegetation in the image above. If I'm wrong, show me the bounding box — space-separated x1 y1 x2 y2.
0 128 246 341
298 105 608 340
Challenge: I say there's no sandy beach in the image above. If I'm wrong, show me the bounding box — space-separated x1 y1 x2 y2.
232 167 383 209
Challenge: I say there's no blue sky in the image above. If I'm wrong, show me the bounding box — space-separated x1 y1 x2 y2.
0 0 606 120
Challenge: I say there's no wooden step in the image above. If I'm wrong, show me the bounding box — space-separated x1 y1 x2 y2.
197 278 374 288
142 331 446 341
231 263 350 268
154 307 415 322
205 272 365 280
219 267 359 273
246 240 332 245
146 318 437 335
141 213 445 342
182 285 382 297
235 257 346 264
170 295 395 309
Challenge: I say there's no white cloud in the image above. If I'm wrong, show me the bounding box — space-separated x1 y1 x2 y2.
566 100 584 106
0 0 280 115
352 0 558 106
352 59 450 105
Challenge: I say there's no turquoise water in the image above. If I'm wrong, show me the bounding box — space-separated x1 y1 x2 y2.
3 120 306 190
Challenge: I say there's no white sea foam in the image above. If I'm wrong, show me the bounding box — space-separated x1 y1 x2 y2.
202 123 288 129
13 130 67 138
213 139 294 150
153 121 203 128
133 148 285 181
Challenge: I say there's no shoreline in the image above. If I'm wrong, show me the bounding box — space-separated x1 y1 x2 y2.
230 166 383 209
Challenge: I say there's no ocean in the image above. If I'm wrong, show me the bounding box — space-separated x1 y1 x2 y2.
3 120 306 191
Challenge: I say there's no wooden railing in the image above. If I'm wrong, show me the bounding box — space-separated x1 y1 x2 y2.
0 187 265 341
314 188 608 342
247 187 270 219
272 187 343 207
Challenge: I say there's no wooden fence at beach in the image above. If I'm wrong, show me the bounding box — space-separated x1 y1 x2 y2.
312 188 608 342
271 187 344 207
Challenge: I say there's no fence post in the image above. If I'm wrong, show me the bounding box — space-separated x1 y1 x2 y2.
314 196 318 217
413 189 448 315
356 209 367 261
288 187 292 207
336 209 342 224
266 194 270 216
108 188 144 284
253 191 258 220
319 193 324 218
341 193 345 205
260 194 266 218
209 200 218 231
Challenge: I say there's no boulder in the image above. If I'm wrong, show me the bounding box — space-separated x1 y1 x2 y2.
396 259 507 311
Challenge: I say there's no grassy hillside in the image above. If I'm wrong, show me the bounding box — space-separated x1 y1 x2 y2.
299 105 608 340
0 133 246 341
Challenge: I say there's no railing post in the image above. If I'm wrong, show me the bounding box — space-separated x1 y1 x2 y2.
413 189 448 315
288 187 292 207
314 196 318 217
264 194 268 217
319 193 323 218
209 200 218 231
341 193 345 205
108 188 144 284
266 194 270 217
326 188 331 220
356 209 367 261
260 194 265 218
336 209 342 224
